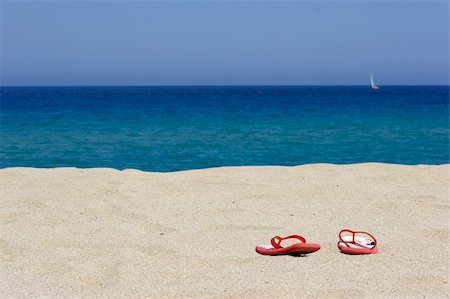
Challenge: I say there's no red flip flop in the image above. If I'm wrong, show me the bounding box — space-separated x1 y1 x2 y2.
337 229 378 255
256 235 321 256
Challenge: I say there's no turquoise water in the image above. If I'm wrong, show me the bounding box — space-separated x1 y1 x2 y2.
1 86 448 171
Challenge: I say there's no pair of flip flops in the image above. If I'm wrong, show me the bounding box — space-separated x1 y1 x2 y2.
256 229 378 256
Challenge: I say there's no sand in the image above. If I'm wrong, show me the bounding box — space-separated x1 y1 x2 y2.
1 164 449 298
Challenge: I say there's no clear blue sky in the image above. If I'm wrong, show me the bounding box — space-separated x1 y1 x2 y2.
1 1 448 86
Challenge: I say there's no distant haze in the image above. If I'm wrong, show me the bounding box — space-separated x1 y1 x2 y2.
1 1 448 86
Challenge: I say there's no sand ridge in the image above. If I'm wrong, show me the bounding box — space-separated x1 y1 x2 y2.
1 164 449 298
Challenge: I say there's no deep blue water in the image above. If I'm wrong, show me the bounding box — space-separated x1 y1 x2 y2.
1 86 448 171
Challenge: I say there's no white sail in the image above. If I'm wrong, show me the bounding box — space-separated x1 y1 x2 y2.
371 73 379 90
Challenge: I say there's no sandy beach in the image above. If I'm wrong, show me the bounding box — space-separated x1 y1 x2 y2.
1 164 449 298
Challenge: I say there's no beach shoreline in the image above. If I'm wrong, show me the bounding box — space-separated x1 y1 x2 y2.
1 163 449 298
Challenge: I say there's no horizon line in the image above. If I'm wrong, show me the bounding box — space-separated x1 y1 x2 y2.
1 84 449 88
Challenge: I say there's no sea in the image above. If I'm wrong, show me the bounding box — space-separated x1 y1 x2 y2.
1 86 448 172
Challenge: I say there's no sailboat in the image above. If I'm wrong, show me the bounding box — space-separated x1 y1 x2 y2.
371 73 379 90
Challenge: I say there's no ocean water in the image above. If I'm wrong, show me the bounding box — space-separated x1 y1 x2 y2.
1 86 448 171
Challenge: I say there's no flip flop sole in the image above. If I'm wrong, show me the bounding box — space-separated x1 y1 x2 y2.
338 244 378 255
256 243 321 256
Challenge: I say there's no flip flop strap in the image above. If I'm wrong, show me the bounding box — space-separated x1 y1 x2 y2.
271 235 306 249
338 229 377 249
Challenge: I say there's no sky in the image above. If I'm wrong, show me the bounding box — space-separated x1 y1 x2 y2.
1 1 448 86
